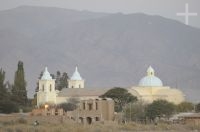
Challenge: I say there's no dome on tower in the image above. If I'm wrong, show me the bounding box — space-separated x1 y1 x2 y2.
41 67 52 80
139 66 163 87
70 66 83 80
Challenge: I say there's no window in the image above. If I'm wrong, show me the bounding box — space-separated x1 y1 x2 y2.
88 103 92 110
83 103 85 110
42 85 44 91
96 102 98 110
95 117 100 121
50 84 52 92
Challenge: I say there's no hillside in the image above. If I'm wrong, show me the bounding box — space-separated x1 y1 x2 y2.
0 6 200 101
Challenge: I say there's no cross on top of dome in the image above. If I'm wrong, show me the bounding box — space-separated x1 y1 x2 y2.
147 66 155 76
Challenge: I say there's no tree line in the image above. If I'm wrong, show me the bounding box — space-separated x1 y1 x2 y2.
0 61 28 113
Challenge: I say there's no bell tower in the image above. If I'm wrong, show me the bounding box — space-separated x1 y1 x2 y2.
37 67 56 106
68 66 84 88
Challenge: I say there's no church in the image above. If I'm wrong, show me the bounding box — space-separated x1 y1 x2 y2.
36 67 109 107
36 66 185 107
128 66 185 104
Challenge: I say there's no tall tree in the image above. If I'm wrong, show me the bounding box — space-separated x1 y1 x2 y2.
0 68 18 113
56 72 69 90
55 71 61 90
100 87 137 112
60 72 69 89
0 68 7 100
12 61 27 106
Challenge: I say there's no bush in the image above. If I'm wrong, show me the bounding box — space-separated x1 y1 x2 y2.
16 118 27 124
0 100 19 113
59 103 77 111
195 103 200 112
145 100 176 120
21 106 33 113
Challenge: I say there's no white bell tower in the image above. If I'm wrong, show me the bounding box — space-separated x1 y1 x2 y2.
68 66 85 88
37 67 57 106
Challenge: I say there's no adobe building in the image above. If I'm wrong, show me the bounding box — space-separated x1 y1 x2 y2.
180 113 200 125
31 105 65 116
67 98 115 124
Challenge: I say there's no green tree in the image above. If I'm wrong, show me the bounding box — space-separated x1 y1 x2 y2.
0 68 7 100
125 101 147 122
145 100 176 121
12 61 27 106
55 71 68 90
0 100 18 113
59 72 69 90
176 101 194 112
0 68 19 113
55 71 61 90
100 87 137 112
195 103 200 112
59 98 79 111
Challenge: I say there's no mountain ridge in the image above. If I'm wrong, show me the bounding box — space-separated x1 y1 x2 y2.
0 6 200 102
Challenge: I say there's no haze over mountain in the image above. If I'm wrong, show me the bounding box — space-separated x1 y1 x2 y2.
0 6 200 102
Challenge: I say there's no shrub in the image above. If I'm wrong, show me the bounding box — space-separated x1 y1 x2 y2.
16 118 27 124
59 103 77 111
0 100 19 113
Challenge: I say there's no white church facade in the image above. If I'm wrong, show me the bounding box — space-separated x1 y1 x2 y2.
37 67 108 106
37 66 185 107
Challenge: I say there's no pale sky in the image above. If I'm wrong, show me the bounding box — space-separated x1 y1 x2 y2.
0 0 200 28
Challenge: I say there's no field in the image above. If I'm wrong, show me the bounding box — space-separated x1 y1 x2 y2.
0 114 200 132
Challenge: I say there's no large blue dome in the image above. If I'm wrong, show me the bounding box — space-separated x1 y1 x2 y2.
138 66 163 87
139 76 163 87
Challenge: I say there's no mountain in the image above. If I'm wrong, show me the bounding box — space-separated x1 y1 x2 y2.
0 6 200 102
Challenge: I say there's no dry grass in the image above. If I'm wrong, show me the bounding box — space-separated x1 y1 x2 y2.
0 114 200 132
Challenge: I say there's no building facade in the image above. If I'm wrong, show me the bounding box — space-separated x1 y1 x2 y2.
67 98 115 124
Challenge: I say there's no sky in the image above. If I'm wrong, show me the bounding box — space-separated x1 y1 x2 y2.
0 0 200 28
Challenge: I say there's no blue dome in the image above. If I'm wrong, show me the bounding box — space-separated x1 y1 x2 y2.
138 66 163 87
139 76 163 87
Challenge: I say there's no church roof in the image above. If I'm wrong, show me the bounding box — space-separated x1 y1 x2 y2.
57 88 110 97
70 66 83 80
41 67 52 80
139 66 163 87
